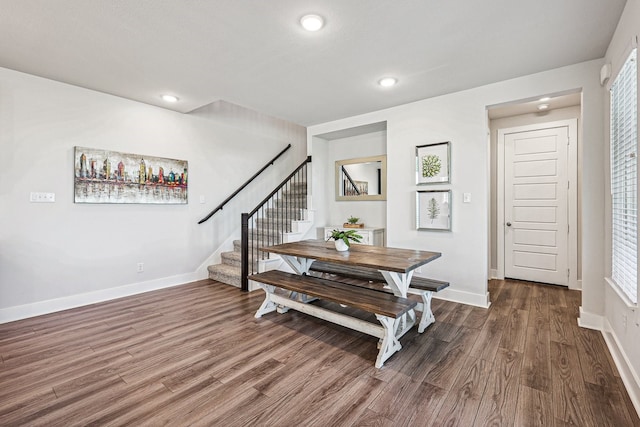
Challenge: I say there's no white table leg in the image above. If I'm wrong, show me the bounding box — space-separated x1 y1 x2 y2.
379 270 416 337
280 255 315 274
379 270 413 297
277 255 317 307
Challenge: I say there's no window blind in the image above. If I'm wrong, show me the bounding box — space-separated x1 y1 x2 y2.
610 48 638 304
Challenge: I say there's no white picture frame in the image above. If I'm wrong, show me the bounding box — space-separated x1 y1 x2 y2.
416 141 450 184
416 190 451 231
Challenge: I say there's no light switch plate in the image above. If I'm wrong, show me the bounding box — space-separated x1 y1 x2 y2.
463 193 471 203
30 192 55 203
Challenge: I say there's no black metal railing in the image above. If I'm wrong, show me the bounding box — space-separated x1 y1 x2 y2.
341 165 361 196
198 144 292 224
241 156 312 291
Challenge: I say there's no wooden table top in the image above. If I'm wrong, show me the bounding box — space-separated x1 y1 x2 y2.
260 239 441 273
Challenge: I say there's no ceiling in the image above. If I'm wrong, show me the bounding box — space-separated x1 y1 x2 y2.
0 1 626 126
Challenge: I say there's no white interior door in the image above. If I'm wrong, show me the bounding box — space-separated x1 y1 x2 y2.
504 126 569 285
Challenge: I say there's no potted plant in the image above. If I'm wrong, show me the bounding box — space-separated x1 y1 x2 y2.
344 215 363 228
327 229 362 251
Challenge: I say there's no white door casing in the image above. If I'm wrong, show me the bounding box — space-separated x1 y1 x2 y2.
497 119 578 288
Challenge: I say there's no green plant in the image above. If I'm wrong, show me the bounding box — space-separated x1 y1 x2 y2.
327 229 362 247
347 215 359 224
422 154 442 178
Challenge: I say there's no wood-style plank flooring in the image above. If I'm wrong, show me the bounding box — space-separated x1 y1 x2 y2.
0 279 638 426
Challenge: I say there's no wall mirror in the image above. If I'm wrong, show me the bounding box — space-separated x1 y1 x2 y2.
335 155 387 201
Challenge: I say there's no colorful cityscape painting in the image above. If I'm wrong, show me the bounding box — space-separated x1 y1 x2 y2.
74 147 188 204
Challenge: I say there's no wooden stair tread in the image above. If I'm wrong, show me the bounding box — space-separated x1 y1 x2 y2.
248 270 416 318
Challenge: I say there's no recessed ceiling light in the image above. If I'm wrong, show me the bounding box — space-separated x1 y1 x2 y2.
539 97 551 102
161 95 179 103
300 14 324 31
537 103 550 111
378 77 398 87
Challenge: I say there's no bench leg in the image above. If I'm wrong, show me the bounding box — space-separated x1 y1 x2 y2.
276 291 317 314
255 284 278 318
418 291 435 333
375 315 402 368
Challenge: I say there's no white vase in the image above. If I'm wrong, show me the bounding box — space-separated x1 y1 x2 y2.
334 239 349 252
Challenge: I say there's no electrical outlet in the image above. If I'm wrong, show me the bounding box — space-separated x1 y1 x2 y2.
622 313 627 329
137 262 144 273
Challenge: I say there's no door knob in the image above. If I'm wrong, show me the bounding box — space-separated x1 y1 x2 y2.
506 222 512 227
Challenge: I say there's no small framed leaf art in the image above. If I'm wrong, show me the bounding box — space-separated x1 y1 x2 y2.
416 141 450 184
417 190 451 231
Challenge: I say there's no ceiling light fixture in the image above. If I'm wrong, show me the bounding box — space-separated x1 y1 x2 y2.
161 95 179 103
378 77 398 87
300 14 324 31
539 97 551 102
537 103 549 111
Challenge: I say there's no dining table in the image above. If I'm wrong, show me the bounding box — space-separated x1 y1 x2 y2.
259 239 442 336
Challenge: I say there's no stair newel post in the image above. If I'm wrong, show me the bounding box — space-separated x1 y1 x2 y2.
241 212 249 292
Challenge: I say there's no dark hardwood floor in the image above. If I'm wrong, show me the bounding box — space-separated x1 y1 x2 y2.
0 279 638 426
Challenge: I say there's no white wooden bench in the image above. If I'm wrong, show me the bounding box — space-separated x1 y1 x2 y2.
308 261 449 333
249 270 417 368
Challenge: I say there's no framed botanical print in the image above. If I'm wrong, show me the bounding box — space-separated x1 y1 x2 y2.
416 141 450 184
417 190 451 231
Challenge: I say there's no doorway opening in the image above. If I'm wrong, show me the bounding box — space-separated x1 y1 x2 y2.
488 92 581 289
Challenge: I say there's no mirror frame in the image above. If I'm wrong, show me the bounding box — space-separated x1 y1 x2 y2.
335 155 387 201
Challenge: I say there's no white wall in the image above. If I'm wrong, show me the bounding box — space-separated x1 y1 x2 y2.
309 59 604 310
0 68 306 321
600 0 640 413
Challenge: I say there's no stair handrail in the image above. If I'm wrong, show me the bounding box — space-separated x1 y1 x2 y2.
197 143 292 224
247 156 312 217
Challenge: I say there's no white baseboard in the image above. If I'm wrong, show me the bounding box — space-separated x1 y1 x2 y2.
601 318 640 418
578 308 640 418
433 288 491 308
577 306 605 330
569 278 582 291
0 272 200 324
490 269 498 279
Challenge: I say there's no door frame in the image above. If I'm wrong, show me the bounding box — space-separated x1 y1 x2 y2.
496 119 579 289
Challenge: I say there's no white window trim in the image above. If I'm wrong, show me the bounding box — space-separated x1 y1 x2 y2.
606 277 637 309
607 42 639 306
606 36 638 91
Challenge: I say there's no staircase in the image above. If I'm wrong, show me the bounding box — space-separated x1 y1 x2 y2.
207 180 313 288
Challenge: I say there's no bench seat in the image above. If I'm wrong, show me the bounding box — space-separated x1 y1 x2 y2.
308 261 449 333
308 261 449 292
249 270 417 368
